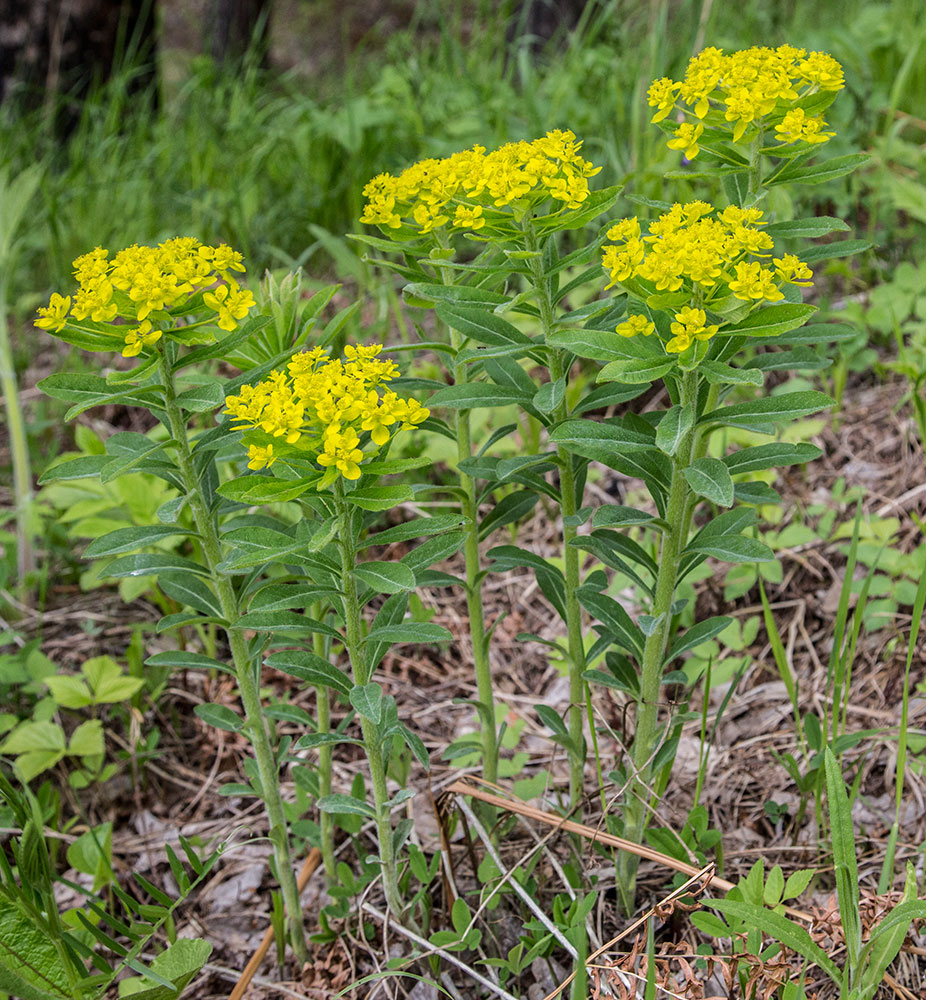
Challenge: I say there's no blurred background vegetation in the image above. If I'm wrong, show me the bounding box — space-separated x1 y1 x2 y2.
1 0 923 306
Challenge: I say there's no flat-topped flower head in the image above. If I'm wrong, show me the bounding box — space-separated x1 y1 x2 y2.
225 343 429 482
35 239 257 355
648 45 844 156
361 130 602 237
602 200 813 355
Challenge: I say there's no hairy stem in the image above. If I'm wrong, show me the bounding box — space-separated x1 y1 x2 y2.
527 238 590 813
335 485 408 924
160 355 306 964
616 369 698 913
311 601 337 884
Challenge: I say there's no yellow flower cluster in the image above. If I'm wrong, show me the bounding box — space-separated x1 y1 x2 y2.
602 201 813 354
35 238 255 358
361 129 602 235
224 344 429 481
648 45 843 154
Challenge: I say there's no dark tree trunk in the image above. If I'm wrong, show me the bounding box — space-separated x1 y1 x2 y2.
515 0 589 48
0 0 157 126
203 0 270 66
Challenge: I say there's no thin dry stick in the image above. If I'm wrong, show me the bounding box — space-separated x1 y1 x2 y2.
543 865 715 1000
361 903 520 1000
229 849 322 1000
445 778 814 922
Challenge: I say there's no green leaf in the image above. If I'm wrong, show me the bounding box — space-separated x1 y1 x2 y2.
44 674 92 709
264 651 351 696
720 304 817 339
84 525 195 558
479 491 539 541
0 897 73 999
698 360 764 386
354 561 416 594
216 475 316 504
800 238 872 264
550 419 653 463
145 650 233 674
347 485 414 511
37 372 161 420
82 655 144 703
701 390 833 431
576 588 643 656
174 381 225 412
748 347 830 373
403 282 508 308
105 553 210 579
598 357 676 384
532 378 566 414
364 623 453 646
435 304 532 346
655 405 693 457
591 505 656 528
772 152 870 186
683 458 734 507
707 899 841 983
158 574 224 618
247 583 334 612
317 794 376 818
428 382 533 409
665 616 734 663
546 327 640 362
350 683 383 724
117 938 213 1000
232 610 341 639
68 719 104 757
824 748 861 963
763 216 850 239
685 533 775 564
194 703 243 732
38 454 110 483
723 443 822 475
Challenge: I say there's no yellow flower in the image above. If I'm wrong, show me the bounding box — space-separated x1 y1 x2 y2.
667 307 718 353
728 262 784 302
667 122 704 159
775 108 835 145
774 254 813 287
317 427 365 481
616 314 656 338
121 320 162 358
247 443 276 470
35 293 71 332
452 204 485 230
647 77 680 122
203 279 256 332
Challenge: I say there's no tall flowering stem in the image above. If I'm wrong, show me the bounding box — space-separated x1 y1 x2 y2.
525 232 589 812
615 370 697 912
333 482 407 925
158 346 307 964
310 601 337 883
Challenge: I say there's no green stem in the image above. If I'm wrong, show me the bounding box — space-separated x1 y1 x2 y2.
616 369 698 913
311 600 337 884
527 238 591 813
433 234 498 789
160 354 306 965
452 344 498 786
745 133 763 208
0 282 34 589
334 484 408 925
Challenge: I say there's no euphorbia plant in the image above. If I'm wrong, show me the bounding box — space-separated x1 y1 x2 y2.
35 238 328 963
221 341 448 928
359 130 623 816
